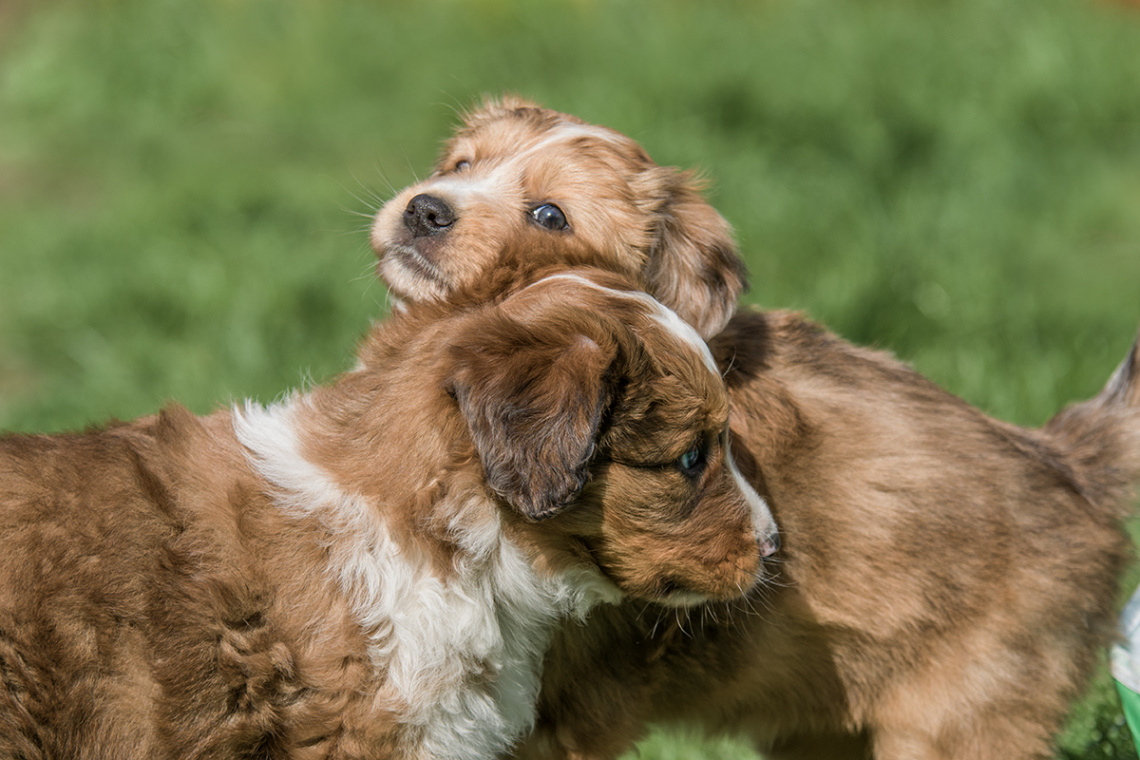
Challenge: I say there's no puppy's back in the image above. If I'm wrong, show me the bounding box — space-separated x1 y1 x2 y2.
0 415 186 755
717 311 1137 753
0 408 325 758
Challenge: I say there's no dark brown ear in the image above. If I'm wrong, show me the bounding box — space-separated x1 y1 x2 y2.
643 171 746 340
706 309 774 387
448 317 615 521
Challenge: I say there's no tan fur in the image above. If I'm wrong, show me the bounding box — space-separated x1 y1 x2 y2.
0 258 775 758
371 102 1140 760
370 95 744 340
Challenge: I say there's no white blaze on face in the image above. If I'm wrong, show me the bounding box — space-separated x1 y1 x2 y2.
422 171 515 209
383 120 631 236
725 435 779 557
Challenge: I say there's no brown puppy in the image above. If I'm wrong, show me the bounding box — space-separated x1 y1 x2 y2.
0 260 777 759
370 101 1140 759
371 95 744 341
522 312 1140 760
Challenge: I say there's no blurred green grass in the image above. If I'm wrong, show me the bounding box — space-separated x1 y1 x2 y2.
1 0 1139 756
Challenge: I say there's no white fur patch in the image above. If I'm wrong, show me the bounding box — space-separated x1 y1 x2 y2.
429 171 516 208
520 122 630 160
232 398 615 759
441 123 628 200
725 436 778 553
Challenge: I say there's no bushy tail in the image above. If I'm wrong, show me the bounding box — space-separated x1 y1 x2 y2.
1043 328 1140 519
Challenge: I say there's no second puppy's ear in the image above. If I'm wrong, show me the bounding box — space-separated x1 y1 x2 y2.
448 316 616 521
643 170 746 340
706 309 774 385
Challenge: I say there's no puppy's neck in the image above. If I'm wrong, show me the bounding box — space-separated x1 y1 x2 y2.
232 315 604 760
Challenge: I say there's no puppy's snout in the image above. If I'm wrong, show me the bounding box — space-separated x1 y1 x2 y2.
759 530 780 559
404 194 456 238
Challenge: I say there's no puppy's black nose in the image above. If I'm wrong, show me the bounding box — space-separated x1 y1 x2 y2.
404 194 456 238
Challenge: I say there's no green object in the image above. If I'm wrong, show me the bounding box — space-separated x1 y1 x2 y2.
1116 682 1140 747
1112 589 1140 753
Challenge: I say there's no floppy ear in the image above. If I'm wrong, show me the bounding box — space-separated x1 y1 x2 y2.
642 171 747 340
448 318 615 521
706 309 774 387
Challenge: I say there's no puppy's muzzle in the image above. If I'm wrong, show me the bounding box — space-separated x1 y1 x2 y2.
404 194 456 239
759 530 780 560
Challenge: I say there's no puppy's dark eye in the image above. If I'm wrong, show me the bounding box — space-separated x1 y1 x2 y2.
678 443 706 477
531 203 569 231
453 160 471 172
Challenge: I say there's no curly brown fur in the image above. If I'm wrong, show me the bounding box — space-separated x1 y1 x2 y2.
0 264 777 759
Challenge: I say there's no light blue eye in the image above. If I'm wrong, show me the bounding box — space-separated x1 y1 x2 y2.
678 444 705 476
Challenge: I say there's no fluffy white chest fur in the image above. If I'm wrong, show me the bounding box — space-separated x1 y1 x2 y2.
234 396 617 760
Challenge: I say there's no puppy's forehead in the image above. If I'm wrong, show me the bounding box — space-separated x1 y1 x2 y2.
429 121 639 209
519 273 720 378
447 114 648 169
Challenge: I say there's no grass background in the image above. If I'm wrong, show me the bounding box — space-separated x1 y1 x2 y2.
1 0 1139 756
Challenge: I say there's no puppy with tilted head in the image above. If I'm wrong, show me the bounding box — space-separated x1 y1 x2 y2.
0 234 777 758
372 94 744 340
370 97 1140 759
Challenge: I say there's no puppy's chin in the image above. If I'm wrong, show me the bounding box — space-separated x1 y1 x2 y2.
608 556 765 611
654 571 763 609
654 589 719 609
377 244 453 303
